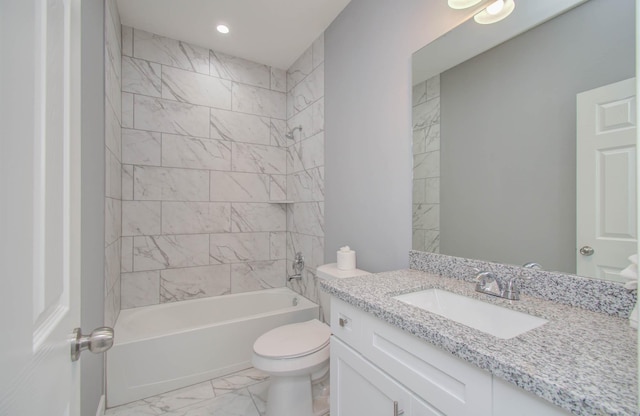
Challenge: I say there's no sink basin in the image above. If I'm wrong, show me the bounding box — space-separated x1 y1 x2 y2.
393 289 547 339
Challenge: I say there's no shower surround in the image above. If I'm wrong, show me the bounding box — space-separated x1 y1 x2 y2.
113 21 325 310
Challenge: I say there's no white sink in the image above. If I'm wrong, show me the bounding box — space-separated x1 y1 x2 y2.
393 289 548 339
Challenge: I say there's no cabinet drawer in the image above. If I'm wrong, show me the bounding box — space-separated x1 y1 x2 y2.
331 297 364 349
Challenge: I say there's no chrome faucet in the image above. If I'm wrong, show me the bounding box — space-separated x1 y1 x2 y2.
474 271 524 300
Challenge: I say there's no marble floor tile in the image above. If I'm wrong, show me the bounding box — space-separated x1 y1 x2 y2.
105 367 329 416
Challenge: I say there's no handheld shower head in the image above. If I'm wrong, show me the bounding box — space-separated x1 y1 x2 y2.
286 125 303 140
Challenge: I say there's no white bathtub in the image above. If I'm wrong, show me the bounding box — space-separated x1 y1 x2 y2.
106 287 319 407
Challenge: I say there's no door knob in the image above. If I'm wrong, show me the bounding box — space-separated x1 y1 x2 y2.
70 327 114 361
579 246 595 256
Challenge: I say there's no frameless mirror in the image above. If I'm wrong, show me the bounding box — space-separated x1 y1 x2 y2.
412 0 637 281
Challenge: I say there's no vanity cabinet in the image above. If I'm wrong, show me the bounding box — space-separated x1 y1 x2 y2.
330 297 572 416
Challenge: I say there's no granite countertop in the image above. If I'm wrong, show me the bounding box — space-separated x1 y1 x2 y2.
320 269 638 416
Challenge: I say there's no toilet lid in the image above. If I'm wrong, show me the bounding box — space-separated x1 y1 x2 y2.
253 319 331 359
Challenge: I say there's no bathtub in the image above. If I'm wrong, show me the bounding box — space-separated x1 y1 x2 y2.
106 287 319 407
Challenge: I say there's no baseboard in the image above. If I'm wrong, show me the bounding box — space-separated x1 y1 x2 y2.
95 395 105 416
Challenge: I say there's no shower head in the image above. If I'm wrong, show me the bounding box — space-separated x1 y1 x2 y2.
285 125 303 140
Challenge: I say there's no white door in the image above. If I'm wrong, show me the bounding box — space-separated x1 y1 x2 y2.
0 0 82 415
577 78 637 281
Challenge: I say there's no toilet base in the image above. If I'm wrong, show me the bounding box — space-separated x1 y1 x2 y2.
266 374 313 416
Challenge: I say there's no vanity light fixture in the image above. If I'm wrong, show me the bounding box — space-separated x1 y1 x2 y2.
447 0 483 9
473 0 515 24
216 24 230 34
448 0 516 25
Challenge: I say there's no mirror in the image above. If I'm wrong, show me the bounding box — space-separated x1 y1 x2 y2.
412 0 637 281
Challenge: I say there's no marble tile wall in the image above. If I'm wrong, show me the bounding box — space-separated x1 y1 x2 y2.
412 75 440 254
120 27 289 309
285 35 326 313
104 0 122 327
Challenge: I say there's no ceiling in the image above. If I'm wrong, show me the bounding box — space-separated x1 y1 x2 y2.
116 0 352 70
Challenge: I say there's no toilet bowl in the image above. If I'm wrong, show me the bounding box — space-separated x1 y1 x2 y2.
252 263 371 416
252 319 331 416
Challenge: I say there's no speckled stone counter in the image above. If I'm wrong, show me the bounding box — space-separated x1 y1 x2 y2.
320 269 638 416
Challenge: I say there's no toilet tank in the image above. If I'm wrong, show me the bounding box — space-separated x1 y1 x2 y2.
317 263 370 323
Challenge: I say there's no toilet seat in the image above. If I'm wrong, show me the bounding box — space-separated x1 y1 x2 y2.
253 319 331 359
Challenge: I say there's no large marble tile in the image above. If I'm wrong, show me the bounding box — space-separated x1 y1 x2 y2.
122 201 161 236
287 47 312 92
287 167 324 202
287 132 324 174
210 50 270 89
310 235 324 270
105 101 122 158
412 79 427 107
141 380 216 413
413 122 440 154
162 66 231 110
311 97 325 135
122 56 161 97
413 178 427 205
106 399 164 416
105 0 121 58
287 266 320 306
209 233 271 264
164 389 260 416
231 83 286 119
105 149 121 200
160 265 231 303
231 143 286 175
210 368 269 396
269 119 287 147
134 166 209 201
133 234 210 271
104 281 121 329
121 92 134 129
231 203 286 232
121 236 133 273
425 177 440 204
105 238 121 293
412 96 440 132
134 95 209 138
161 134 231 171
286 232 313 263
291 63 323 115
121 26 133 57
209 171 270 202
105 197 121 247
106 62 121 124
161 202 231 234
231 260 286 293
246 381 269 416
122 165 134 201
286 104 313 142
269 175 286 201
134 29 209 74
312 33 324 69
122 128 161 166
270 232 287 260
412 203 440 230
413 150 440 179
287 202 324 237
121 270 160 309
209 108 270 145
270 67 286 93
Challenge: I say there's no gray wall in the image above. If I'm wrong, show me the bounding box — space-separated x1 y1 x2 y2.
440 0 635 273
324 0 471 272
81 0 106 414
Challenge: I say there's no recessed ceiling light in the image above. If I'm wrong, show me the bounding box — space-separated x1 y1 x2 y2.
216 24 230 34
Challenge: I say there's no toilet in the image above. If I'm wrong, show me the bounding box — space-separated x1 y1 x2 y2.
252 263 371 416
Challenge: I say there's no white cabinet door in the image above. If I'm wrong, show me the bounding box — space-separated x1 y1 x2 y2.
576 78 637 281
332 337 412 416
331 337 445 416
